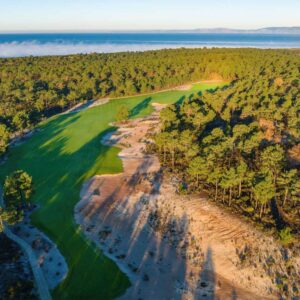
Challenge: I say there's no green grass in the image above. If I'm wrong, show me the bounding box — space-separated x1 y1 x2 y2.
0 82 224 300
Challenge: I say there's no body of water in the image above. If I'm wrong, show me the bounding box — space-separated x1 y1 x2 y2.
0 33 299 57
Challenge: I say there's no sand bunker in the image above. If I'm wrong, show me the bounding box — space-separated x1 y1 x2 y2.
75 104 298 299
64 98 110 114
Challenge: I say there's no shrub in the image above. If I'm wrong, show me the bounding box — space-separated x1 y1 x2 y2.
279 227 294 245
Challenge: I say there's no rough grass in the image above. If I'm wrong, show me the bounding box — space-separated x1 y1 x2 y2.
0 82 224 300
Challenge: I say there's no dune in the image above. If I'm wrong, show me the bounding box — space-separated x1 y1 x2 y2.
74 104 298 299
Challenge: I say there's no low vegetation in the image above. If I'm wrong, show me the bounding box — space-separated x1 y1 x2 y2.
153 55 300 242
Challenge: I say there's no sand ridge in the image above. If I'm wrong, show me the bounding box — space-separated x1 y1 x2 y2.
74 103 291 299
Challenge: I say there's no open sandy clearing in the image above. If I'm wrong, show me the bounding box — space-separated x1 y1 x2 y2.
75 104 298 299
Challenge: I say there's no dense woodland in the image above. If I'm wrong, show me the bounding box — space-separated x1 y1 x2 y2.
0 45 300 300
1 48 300 241
153 49 300 242
0 48 299 155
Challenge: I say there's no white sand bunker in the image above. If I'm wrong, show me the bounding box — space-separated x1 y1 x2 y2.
74 104 287 300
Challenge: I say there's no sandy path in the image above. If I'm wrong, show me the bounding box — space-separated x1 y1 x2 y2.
75 104 298 299
3 227 52 300
0 190 52 300
1 188 68 298
12 208 68 290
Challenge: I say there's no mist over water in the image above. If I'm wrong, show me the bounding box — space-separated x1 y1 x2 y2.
0 33 299 57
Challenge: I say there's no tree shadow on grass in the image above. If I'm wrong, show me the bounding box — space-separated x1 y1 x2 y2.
129 97 152 118
175 95 187 106
0 110 131 300
196 86 223 97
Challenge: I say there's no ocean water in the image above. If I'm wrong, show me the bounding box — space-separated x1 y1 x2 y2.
0 33 299 57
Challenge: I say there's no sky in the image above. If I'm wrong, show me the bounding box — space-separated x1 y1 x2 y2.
0 0 299 32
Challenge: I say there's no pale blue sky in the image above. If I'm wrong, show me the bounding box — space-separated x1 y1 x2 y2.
0 0 299 32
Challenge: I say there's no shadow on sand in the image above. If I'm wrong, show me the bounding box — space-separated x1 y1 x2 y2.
77 141 220 299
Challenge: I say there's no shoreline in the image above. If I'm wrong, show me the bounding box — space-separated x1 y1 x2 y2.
1 42 300 59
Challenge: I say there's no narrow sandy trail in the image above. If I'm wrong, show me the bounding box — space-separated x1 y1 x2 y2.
0 190 52 300
74 104 290 299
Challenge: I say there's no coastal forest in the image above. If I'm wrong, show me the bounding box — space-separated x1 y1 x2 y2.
152 49 300 242
0 48 299 155
1 47 300 299
1 48 300 238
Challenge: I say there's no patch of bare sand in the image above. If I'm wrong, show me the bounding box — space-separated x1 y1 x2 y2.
63 98 110 114
174 84 192 91
74 104 296 299
172 80 224 91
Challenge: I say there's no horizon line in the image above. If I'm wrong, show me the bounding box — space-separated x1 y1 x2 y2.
1 26 300 34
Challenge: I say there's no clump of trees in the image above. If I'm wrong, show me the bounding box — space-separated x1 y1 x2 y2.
1 48 299 157
0 207 19 232
154 68 300 241
4 170 33 209
0 170 33 232
0 124 9 156
115 105 129 122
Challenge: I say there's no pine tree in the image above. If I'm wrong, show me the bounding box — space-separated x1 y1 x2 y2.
0 207 20 232
116 105 129 122
278 169 298 207
4 170 33 209
253 174 276 218
0 124 9 156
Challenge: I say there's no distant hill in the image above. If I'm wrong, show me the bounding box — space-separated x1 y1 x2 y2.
176 27 300 35
4 27 300 35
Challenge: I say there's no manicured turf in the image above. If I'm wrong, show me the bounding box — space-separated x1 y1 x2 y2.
0 82 224 299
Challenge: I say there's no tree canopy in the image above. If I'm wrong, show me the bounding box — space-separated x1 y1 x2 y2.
116 105 129 122
1 48 299 158
153 55 300 238
4 170 33 209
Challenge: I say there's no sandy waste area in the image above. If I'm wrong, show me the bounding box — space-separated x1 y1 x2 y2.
75 103 299 300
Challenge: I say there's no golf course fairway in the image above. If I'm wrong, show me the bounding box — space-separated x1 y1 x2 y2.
0 82 224 299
